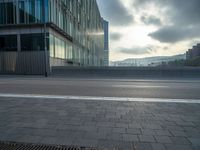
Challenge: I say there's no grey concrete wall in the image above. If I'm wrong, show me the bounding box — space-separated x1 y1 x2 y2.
52 66 200 78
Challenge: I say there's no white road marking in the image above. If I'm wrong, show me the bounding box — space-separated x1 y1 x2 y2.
0 93 199 104
112 85 169 88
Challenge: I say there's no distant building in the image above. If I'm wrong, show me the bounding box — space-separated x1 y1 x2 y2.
0 0 104 74
103 19 109 66
186 44 200 60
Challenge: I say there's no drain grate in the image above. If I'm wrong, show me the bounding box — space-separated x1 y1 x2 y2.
0 141 101 150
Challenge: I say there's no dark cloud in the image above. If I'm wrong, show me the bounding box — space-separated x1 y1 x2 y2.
97 0 133 26
133 0 200 43
141 15 162 26
134 0 200 26
110 32 122 41
149 26 200 43
119 46 154 55
167 0 200 26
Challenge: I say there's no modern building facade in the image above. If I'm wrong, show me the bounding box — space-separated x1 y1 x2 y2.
186 44 200 60
0 0 104 74
103 19 109 66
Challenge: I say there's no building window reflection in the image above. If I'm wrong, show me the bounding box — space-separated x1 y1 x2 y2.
21 34 45 51
0 2 16 24
0 35 17 51
0 0 105 66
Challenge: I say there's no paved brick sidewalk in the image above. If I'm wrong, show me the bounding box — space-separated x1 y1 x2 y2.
0 97 200 150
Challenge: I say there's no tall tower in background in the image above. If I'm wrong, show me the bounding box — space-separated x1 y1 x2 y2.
103 19 109 66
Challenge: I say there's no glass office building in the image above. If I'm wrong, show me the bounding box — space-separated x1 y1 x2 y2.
0 0 104 70
103 19 109 66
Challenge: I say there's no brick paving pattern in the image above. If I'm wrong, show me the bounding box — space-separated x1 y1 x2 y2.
0 97 200 150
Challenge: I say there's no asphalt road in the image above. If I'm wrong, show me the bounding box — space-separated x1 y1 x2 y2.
0 76 200 100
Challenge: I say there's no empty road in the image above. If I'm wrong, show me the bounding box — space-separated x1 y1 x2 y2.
0 76 200 99
1 76 200 149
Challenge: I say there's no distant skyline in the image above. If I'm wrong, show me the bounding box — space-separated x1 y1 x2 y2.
97 0 200 61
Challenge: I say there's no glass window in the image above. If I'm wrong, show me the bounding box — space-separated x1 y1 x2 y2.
35 0 42 22
49 34 54 57
7 2 14 24
55 37 59 58
0 2 6 24
0 2 16 24
19 1 25 23
29 0 36 23
0 35 17 51
21 34 44 51
18 0 45 24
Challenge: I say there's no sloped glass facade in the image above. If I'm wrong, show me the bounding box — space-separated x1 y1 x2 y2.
0 0 48 24
0 0 104 66
103 19 109 66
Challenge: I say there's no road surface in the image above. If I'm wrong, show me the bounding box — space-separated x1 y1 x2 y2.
0 76 200 149
0 76 200 99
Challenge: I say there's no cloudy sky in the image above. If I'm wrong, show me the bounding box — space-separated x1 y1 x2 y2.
97 0 200 61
